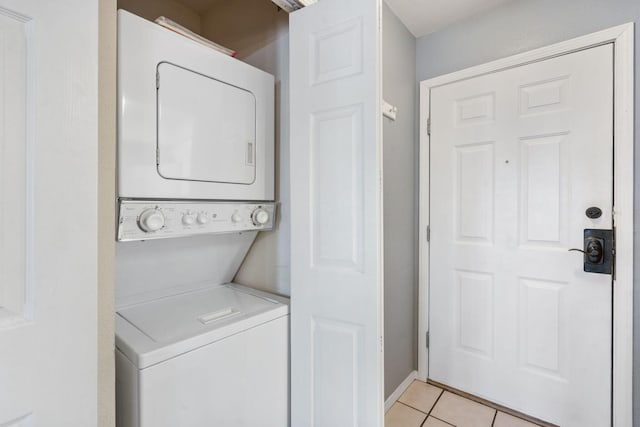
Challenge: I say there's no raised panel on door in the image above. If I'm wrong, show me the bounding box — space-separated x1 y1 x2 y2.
429 44 613 426
290 0 383 426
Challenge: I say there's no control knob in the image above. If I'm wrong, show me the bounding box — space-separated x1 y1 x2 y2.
138 208 165 232
251 208 270 226
231 213 242 223
197 212 209 225
182 212 196 226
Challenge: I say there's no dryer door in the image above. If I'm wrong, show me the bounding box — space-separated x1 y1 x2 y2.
157 62 256 185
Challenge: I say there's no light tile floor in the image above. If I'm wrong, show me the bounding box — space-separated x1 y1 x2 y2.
386 381 541 427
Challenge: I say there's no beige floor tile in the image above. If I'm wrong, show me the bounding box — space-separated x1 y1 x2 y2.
430 391 496 427
397 380 443 413
423 416 454 426
493 412 540 427
385 403 427 427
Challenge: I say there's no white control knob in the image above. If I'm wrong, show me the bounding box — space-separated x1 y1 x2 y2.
251 208 270 226
231 213 242 223
197 212 209 225
182 213 196 226
138 208 165 232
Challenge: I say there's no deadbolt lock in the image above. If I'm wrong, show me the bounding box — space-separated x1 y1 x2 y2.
568 229 613 274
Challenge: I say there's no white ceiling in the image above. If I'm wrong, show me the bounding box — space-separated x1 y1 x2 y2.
385 0 515 38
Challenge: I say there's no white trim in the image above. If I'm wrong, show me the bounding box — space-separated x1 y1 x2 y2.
384 370 418 412
417 71 430 383
418 23 634 427
610 23 635 427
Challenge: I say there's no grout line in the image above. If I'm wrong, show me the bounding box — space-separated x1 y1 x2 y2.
491 409 498 426
397 401 429 415
426 387 445 417
430 415 456 426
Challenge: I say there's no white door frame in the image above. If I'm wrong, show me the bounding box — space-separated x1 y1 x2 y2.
418 23 634 426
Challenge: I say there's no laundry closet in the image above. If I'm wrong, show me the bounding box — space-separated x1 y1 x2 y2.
114 0 417 425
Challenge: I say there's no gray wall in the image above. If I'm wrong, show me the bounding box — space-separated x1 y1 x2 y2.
383 2 418 399
415 0 639 421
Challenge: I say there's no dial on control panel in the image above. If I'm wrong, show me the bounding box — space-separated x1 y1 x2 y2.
182 212 196 226
197 212 209 225
251 208 270 226
138 208 166 232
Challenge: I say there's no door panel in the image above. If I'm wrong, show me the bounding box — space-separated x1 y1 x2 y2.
289 0 383 426
0 0 99 424
429 44 613 426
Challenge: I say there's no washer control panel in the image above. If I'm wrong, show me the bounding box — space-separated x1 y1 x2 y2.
117 200 276 241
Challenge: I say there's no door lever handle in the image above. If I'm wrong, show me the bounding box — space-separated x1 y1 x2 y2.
569 236 605 264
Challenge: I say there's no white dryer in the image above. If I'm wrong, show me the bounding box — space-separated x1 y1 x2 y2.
116 283 289 427
117 10 274 202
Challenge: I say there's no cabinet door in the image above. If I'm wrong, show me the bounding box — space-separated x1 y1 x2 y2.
290 0 384 426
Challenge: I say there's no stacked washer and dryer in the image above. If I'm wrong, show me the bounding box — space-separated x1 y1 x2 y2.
115 10 288 427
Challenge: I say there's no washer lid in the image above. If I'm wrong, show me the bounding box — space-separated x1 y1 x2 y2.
115 283 289 368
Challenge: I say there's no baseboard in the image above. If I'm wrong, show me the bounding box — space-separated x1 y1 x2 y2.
384 370 418 412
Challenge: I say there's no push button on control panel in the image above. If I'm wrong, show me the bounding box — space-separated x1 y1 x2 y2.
197 212 209 225
182 212 196 226
231 213 242 223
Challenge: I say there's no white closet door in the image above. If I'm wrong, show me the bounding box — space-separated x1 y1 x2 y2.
0 0 100 425
289 0 384 426
429 45 613 426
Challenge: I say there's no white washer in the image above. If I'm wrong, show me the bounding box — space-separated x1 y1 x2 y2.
115 283 289 427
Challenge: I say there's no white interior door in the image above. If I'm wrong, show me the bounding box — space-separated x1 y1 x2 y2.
289 0 384 426
429 44 613 426
0 1 100 425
